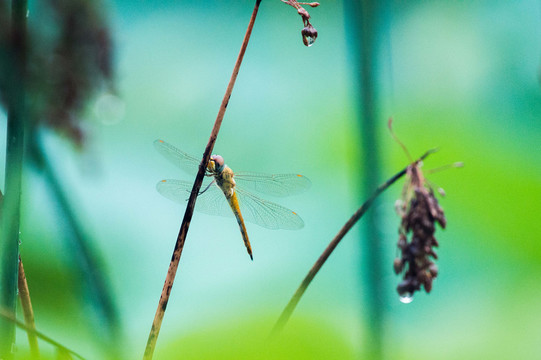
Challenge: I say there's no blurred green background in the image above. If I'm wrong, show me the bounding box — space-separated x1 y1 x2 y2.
2 0 540 359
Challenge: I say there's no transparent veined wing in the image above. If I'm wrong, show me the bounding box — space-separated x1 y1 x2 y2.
234 172 311 197
235 188 304 230
156 179 233 218
156 179 304 230
154 139 201 175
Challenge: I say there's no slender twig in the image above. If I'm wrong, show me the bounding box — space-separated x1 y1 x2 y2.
0 0 27 357
0 308 85 360
271 150 437 337
143 1 262 359
18 256 39 359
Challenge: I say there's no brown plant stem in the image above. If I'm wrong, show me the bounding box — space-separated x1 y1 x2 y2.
271 149 436 337
143 1 262 359
18 256 39 359
0 308 85 360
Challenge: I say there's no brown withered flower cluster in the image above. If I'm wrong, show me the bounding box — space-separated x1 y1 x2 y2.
281 0 319 47
30 0 113 145
394 161 446 300
0 0 113 146
0 0 13 108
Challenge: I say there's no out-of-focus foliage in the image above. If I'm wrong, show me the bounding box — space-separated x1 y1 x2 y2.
0 0 113 145
156 316 356 360
2 0 540 359
0 0 10 107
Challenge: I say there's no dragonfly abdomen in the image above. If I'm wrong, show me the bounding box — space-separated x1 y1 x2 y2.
227 192 253 260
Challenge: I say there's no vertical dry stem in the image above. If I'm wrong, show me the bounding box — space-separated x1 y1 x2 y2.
18 256 39 359
271 150 436 336
143 1 262 359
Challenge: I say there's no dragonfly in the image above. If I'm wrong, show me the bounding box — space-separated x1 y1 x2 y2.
154 139 311 260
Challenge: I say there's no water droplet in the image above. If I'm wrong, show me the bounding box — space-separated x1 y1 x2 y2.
303 35 316 47
26 10 29 18
301 24 317 47
399 292 414 304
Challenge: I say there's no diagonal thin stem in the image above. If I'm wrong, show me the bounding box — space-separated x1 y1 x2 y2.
143 1 262 359
0 308 85 360
270 150 436 337
18 256 39 359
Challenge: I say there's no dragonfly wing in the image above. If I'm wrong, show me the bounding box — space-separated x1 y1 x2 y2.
234 172 311 197
156 179 233 218
154 139 201 175
235 188 304 230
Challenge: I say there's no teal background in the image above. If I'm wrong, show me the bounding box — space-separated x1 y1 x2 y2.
2 1 540 358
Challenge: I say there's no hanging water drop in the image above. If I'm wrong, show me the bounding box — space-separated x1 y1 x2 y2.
399 292 414 304
301 24 318 47
303 35 316 47
26 10 29 18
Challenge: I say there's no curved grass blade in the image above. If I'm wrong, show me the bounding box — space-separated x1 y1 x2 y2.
0 308 86 360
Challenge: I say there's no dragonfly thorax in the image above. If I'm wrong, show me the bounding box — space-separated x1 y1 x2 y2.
216 166 236 198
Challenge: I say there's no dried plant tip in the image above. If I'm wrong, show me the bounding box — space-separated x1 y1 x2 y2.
393 161 448 300
297 7 310 19
297 1 320 7
19 0 114 146
397 233 407 250
397 280 417 297
388 117 413 162
282 0 319 46
301 24 318 47
395 199 405 217
428 263 438 277
393 258 404 274
424 277 433 293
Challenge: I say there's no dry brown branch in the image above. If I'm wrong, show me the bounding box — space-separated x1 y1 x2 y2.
18 256 39 359
142 1 262 359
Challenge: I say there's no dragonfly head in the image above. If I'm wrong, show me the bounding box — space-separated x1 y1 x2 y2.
209 154 225 173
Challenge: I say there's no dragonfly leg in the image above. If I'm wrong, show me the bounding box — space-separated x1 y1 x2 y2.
199 180 216 195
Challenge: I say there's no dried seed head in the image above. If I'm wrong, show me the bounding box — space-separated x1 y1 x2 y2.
297 7 310 20
1 0 114 146
394 161 447 299
282 0 319 47
393 258 404 274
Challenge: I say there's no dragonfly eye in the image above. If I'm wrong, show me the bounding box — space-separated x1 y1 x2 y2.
210 155 225 172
